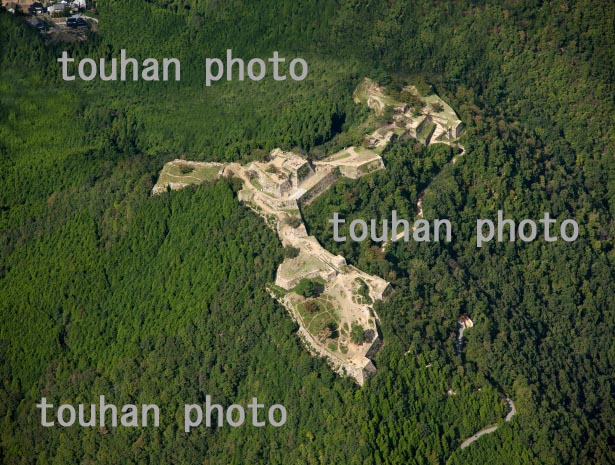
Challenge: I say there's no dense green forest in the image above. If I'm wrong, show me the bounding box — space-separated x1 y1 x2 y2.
1 0 614 464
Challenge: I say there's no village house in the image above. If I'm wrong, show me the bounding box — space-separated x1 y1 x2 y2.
458 315 474 329
47 2 68 14
4 1 17 13
2 0 38 13
29 1 44 14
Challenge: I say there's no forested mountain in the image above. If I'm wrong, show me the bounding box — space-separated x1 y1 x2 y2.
1 1 614 464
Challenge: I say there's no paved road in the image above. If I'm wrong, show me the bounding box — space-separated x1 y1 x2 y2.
460 425 498 449
460 398 517 449
505 397 516 422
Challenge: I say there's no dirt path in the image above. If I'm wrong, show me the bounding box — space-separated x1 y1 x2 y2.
381 143 458 249
414 143 464 221
452 144 466 164
505 397 517 421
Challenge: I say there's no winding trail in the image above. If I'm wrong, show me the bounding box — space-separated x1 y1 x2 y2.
381 142 464 250
450 143 466 163
416 142 465 218
400 139 518 451
460 398 517 449
505 397 517 421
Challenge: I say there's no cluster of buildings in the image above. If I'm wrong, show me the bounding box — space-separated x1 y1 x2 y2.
2 0 86 16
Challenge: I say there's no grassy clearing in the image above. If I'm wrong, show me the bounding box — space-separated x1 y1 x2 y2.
249 177 264 191
423 94 457 122
418 122 436 142
280 256 328 286
354 150 381 162
353 78 371 104
308 312 334 334
325 151 352 162
158 162 221 186
393 127 406 136
295 293 342 350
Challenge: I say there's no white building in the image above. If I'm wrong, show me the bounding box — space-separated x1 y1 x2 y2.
48 2 68 13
